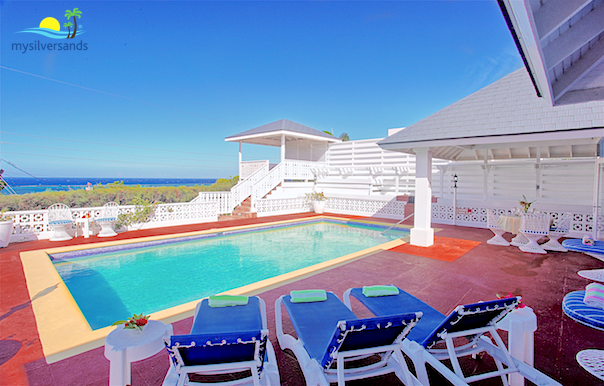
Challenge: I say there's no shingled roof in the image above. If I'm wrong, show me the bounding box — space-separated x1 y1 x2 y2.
226 119 339 146
378 68 604 161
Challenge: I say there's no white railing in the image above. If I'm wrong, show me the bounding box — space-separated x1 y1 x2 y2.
251 163 284 209
4 201 218 243
255 195 406 220
230 165 270 210
240 160 269 180
283 159 324 180
192 191 233 214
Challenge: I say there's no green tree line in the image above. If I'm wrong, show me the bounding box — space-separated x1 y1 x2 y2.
0 176 239 211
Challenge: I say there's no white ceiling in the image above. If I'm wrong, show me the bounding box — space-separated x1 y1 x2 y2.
500 0 604 105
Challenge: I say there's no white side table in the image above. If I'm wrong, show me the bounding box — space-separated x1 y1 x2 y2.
496 306 537 386
104 320 173 386
76 217 94 238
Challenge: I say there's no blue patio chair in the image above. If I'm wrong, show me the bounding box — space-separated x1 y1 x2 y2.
163 296 280 386
344 286 562 386
47 203 74 241
275 291 424 386
562 290 604 331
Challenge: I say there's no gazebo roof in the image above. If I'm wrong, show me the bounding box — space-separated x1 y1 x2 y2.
225 119 340 147
378 68 604 161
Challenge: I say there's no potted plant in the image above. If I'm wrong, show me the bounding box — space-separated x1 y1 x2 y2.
305 191 328 214
0 210 14 248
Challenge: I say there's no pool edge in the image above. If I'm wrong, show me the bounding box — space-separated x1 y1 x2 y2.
21 216 410 363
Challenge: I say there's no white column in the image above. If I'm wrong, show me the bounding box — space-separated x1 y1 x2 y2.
280 134 285 163
238 142 242 178
411 148 434 247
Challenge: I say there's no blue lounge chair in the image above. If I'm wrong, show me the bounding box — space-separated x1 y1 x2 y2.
163 296 280 386
275 291 424 386
344 287 562 386
561 239 604 262
562 291 604 331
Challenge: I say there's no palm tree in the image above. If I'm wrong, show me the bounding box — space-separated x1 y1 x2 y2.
65 8 82 39
322 130 335 136
339 132 350 141
63 22 72 39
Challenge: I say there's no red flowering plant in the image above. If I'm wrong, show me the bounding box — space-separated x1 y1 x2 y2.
497 292 525 309
112 313 150 331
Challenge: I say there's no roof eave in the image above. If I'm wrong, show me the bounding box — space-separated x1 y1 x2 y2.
498 0 554 104
225 130 341 143
378 128 604 152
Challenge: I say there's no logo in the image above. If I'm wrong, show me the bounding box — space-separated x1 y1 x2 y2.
17 8 84 39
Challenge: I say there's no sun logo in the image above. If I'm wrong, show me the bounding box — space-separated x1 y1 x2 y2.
17 8 84 39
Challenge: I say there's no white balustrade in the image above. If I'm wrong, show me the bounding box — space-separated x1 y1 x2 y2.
255 195 406 219
251 163 284 209
230 165 270 210
282 160 324 180
4 201 218 243
192 191 233 214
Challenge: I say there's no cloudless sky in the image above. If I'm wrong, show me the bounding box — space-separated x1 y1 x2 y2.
1 0 523 179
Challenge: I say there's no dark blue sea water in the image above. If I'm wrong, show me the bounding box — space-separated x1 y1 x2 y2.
1 177 217 195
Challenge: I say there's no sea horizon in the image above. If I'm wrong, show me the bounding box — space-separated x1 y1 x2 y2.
1 177 219 195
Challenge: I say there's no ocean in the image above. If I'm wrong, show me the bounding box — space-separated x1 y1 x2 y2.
1 177 217 195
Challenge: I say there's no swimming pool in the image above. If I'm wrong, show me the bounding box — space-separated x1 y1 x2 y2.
50 219 409 329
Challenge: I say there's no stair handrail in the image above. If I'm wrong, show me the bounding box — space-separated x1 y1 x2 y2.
251 163 284 210
230 164 269 211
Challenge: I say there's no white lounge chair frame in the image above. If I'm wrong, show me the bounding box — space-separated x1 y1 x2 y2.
275 295 424 386
163 298 280 386
487 209 510 246
578 269 604 282
96 202 119 237
542 212 571 252
47 203 74 241
343 289 562 386
518 213 550 254
576 349 604 381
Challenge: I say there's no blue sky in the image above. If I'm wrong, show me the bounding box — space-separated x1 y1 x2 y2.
1 0 523 179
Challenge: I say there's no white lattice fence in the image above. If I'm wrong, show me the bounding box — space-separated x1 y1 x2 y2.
256 196 405 219
5 201 218 243
431 203 594 237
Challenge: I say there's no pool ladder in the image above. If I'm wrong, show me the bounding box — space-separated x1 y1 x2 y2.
359 213 414 241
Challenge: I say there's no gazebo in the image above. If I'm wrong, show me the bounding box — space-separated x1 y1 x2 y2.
379 68 604 247
225 119 340 179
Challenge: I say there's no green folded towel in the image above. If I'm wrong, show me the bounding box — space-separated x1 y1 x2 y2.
290 289 327 303
208 295 249 307
362 285 399 297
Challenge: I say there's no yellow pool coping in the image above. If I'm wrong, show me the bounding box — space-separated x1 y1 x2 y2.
20 216 411 363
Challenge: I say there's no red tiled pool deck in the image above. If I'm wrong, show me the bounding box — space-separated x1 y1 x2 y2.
1 212 603 385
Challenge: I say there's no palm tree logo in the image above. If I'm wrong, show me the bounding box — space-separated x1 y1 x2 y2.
64 8 82 39
63 21 73 39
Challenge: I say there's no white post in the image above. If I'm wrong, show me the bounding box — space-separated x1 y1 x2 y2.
238 142 242 179
281 134 285 163
453 174 457 226
410 148 434 247
593 158 602 239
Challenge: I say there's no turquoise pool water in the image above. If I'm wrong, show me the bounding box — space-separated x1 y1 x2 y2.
51 219 408 329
